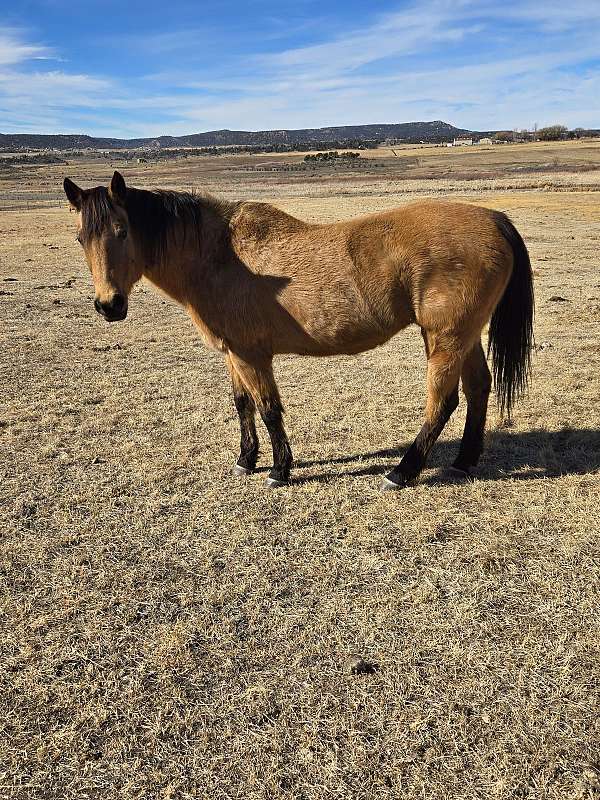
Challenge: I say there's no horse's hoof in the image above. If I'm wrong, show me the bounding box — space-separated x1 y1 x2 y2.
447 466 474 482
232 463 253 477
264 476 289 489
380 476 402 492
380 470 417 491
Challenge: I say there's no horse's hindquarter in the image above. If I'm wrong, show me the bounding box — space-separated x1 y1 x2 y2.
358 201 514 336
230 203 413 356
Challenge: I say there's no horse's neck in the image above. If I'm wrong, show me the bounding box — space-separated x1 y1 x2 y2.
143 206 231 320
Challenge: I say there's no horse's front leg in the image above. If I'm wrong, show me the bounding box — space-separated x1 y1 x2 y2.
226 353 259 476
228 352 293 487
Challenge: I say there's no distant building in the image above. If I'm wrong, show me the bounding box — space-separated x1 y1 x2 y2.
477 138 493 145
453 138 473 146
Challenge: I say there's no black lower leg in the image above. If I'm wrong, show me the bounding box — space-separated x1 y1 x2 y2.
234 391 259 470
453 350 491 472
260 401 293 483
385 389 459 486
453 405 486 472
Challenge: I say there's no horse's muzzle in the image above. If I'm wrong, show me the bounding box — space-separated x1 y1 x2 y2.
94 294 128 322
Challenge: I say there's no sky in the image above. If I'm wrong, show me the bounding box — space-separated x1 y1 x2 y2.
1 0 599 137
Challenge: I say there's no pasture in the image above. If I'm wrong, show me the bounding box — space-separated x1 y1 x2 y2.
1 140 600 799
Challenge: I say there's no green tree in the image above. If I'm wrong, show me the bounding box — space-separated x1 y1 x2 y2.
537 125 568 141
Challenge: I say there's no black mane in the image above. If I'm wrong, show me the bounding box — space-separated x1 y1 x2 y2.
80 186 237 264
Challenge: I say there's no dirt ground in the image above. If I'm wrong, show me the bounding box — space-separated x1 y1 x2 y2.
1 141 599 799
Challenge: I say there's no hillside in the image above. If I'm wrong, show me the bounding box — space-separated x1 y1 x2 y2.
0 121 492 151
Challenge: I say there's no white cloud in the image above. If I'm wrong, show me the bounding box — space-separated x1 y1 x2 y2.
1 69 111 100
0 28 115 133
263 2 478 74
0 29 52 66
491 0 600 32
0 68 115 134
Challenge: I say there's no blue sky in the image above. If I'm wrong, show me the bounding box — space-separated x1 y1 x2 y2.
1 0 599 136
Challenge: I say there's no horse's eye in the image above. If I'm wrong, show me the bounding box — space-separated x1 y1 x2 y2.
76 234 82 245
115 228 127 240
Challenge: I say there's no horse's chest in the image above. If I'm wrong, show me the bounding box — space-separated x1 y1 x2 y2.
188 308 227 352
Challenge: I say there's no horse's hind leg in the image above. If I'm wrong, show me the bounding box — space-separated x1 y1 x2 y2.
453 340 492 475
382 334 461 490
228 353 293 487
226 354 259 476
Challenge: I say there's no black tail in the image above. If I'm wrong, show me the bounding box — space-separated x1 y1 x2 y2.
488 213 535 418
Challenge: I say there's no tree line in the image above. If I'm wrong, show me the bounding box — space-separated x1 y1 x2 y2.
493 125 597 142
303 151 361 162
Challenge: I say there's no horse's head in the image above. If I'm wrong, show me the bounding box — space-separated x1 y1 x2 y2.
64 171 142 322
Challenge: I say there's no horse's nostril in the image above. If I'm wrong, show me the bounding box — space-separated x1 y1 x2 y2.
94 298 102 314
112 294 125 313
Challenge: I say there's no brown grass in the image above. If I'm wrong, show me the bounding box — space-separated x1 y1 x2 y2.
1 141 599 799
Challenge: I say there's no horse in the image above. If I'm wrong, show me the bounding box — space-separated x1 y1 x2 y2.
63 171 534 490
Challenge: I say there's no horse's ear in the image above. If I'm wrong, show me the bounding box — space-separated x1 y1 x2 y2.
63 177 83 210
109 171 127 206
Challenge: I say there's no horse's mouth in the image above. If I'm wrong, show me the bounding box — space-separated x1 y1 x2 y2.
95 306 128 322
102 309 128 322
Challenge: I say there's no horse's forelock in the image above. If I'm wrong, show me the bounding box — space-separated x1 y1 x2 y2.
80 186 113 242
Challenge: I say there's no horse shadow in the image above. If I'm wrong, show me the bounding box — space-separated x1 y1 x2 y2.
291 427 600 485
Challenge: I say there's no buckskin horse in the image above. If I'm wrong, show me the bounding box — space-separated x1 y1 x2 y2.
63 172 534 489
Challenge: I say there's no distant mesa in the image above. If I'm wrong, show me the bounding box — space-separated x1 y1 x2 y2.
0 121 495 151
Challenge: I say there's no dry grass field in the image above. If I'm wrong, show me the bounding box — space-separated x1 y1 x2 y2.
1 140 599 799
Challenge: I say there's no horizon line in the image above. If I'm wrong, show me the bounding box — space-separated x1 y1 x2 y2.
3 120 594 141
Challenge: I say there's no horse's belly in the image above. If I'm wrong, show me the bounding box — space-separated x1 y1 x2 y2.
273 266 414 356
278 302 404 356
